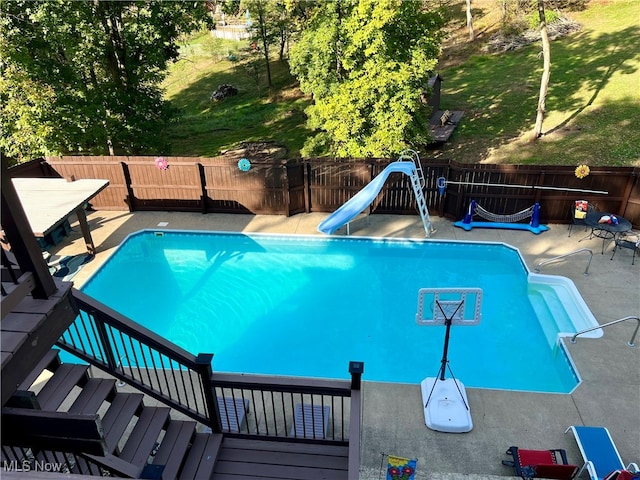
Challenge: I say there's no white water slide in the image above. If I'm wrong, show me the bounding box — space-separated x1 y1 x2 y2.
317 150 432 237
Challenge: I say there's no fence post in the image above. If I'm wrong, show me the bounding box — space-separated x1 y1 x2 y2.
535 171 545 204
196 353 221 431
455 166 466 219
121 162 135 212
282 163 290 217
348 361 363 480
198 163 207 214
304 160 311 213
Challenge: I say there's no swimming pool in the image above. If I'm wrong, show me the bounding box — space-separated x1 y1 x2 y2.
80 230 600 393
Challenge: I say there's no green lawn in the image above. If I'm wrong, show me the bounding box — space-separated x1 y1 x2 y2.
437 0 640 166
162 1 640 166
162 34 311 157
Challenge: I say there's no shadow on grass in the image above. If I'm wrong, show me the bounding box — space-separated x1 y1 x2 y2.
544 25 640 135
166 59 311 157
439 22 640 165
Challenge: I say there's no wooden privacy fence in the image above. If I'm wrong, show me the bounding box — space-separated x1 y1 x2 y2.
17 156 640 227
43 156 306 216
436 162 640 227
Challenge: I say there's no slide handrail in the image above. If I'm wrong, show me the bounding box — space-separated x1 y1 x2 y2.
398 149 425 188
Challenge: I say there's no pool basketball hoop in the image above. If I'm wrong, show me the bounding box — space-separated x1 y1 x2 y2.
416 288 482 433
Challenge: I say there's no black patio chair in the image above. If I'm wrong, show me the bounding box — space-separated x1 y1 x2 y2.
610 231 640 265
569 200 598 237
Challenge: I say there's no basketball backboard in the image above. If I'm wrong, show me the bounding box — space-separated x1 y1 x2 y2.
416 288 482 326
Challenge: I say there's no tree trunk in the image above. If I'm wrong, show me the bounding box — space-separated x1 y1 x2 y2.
500 0 508 30
279 30 286 61
95 1 127 89
533 0 551 139
335 2 343 81
255 1 272 87
466 0 475 41
262 36 272 87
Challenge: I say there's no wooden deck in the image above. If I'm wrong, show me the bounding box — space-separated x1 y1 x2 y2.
3 349 352 479
213 438 349 480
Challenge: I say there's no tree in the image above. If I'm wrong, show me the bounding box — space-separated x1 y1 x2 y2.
217 0 241 17
533 0 551 138
289 0 445 158
0 1 212 161
242 0 311 83
243 0 276 87
466 0 475 41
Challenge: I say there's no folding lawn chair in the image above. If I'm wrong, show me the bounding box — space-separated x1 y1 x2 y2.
502 446 578 479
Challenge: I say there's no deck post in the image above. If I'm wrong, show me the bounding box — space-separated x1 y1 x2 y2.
348 361 363 480
349 361 364 391
196 353 221 432
1 155 57 298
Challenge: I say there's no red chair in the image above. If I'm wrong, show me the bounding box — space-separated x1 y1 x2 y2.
502 446 579 479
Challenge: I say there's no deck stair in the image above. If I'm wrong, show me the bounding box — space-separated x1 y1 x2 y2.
1 349 224 479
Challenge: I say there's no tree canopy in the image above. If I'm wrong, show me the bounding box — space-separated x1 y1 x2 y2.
0 1 212 161
289 0 445 158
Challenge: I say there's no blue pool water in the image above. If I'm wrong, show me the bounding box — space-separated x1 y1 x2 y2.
81 230 581 393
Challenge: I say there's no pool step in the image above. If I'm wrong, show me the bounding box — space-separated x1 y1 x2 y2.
528 291 556 348
528 274 601 347
528 286 573 348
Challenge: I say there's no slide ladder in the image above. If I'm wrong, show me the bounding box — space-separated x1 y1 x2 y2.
400 150 432 237
409 167 432 237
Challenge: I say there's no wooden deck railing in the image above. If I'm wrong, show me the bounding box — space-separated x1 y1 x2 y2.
60 290 362 447
60 289 217 427
212 363 362 444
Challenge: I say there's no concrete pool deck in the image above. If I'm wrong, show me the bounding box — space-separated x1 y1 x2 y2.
52 210 639 479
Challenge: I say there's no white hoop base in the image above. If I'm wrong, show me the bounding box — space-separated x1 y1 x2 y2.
421 377 473 433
